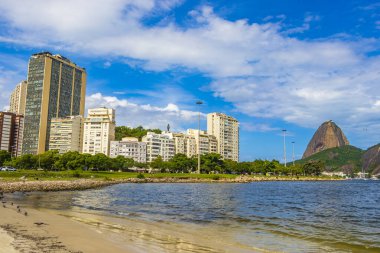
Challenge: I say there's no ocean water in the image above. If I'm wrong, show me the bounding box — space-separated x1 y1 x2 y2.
8 180 380 252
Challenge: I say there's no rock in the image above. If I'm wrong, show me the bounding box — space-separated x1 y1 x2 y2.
303 120 349 158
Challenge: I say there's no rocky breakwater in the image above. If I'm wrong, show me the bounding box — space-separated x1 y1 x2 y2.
0 179 121 193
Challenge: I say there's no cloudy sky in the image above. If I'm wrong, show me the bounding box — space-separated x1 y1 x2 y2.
0 0 379 161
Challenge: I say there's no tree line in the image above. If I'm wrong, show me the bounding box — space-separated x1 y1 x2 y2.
115 126 162 141
0 150 324 176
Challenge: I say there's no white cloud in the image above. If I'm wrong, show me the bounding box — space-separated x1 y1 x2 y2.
241 122 280 132
86 93 200 130
0 1 379 146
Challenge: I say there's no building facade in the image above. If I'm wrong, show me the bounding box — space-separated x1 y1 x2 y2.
49 116 83 154
186 129 218 155
110 137 147 163
207 113 239 161
82 108 115 156
22 52 86 155
0 112 24 157
172 133 197 158
9 80 27 115
142 132 175 162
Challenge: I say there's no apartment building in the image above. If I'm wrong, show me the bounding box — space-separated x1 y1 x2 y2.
207 113 239 161
110 137 147 163
142 132 175 162
186 129 218 155
9 80 27 115
172 133 197 158
82 108 115 156
49 115 83 154
0 112 24 157
22 52 86 154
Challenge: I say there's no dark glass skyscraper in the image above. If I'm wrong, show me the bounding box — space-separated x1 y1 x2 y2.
22 52 86 155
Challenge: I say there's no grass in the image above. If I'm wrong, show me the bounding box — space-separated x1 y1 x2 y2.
0 170 240 182
0 170 341 182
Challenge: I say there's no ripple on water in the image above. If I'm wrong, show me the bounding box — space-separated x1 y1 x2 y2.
5 180 380 253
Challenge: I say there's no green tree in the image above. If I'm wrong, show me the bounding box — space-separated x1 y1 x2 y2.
150 156 165 171
302 160 324 176
0 150 11 166
170 153 193 173
10 154 37 170
201 153 223 174
115 126 162 141
88 153 112 171
223 159 238 174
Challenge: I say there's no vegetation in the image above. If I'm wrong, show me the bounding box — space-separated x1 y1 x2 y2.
115 126 162 141
296 145 364 174
0 150 11 166
0 150 325 177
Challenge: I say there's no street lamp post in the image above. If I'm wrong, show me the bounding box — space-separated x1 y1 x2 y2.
292 141 295 166
196 100 203 174
282 129 287 167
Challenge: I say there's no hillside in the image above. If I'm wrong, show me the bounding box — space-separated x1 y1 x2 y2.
362 144 380 175
115 126 162 141
297 145 364 174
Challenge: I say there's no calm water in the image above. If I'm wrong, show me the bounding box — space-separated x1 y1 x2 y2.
8 180 380 252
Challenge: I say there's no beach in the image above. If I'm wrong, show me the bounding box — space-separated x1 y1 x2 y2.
0 196 138 253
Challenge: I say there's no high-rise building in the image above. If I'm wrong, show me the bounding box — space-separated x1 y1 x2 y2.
22 52 86 155
9 80 27 115
142 132 175 162
82 108 115 156
0 112 24 157
186 129 218 155
207 113 239 161
110 137 147 163
49 116 83 154
172 133 197 158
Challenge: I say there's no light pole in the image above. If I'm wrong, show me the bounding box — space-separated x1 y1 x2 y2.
292 141 295 166
282 129 287 167
196 101 203 174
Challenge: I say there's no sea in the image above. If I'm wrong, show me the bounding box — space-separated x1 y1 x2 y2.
7 180 380 253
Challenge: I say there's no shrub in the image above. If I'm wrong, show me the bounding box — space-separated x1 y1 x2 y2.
72 171 81 178
137 173 145 179
212 175 220 180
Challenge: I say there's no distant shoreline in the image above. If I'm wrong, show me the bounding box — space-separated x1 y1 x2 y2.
0 176 344 193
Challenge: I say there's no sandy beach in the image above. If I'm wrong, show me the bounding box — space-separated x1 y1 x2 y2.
0 197 136 253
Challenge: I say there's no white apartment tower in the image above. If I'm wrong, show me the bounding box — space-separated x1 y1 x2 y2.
9 81 27 115
110 137 147 163
173 133 197 158
49 116 83 154
142 132 175 162
82 108 115 156
186 129 218 155
207 113 239 161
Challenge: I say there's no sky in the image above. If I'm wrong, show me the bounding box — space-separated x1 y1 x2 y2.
0 0 379 162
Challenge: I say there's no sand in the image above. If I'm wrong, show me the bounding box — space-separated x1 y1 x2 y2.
0 199 135 253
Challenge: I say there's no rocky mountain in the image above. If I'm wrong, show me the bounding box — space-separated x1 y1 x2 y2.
303 120 349 159
362 144 380 176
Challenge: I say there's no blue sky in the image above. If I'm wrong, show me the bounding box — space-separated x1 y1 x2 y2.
0 0 379 161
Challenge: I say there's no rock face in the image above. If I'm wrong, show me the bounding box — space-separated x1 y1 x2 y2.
303 120 349 158
362 144 380 175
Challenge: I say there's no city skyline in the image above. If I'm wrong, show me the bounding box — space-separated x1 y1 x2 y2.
0 0 379 161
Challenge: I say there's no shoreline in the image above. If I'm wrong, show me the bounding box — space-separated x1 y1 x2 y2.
0 176 344 193
0 176 345 193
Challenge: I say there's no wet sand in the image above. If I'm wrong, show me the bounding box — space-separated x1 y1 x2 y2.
0 199 135 253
